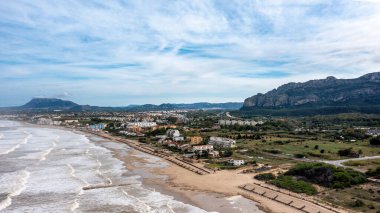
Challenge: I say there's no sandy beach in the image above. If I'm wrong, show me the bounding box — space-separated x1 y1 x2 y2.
87 133 264 213
83 130 350 213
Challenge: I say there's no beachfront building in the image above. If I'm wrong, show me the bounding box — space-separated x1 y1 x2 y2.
173 136 185 142
192 145 214 152
228 159 245 166
90 123 107 130
166 129 180 138
128 122 157 128
190 136 203 145
208 137 236 148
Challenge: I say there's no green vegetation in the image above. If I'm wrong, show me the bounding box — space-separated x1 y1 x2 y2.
254 173 275 181
370 136 380 145
343 159 380 171
285 163 367 188
320 184 380 213
366 166 380 177
337 147 358 157
270 175 317 195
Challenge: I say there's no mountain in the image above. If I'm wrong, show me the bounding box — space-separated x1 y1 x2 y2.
21 98 79 110
126 102 243 111
241 72 380 116
1 98 242 112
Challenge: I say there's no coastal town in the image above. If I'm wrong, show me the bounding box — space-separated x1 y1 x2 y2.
2 109 380 213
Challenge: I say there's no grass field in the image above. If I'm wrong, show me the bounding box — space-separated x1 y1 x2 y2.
237 135 380 160
343 158 380 171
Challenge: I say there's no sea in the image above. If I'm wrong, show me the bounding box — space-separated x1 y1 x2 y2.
0 120 262 213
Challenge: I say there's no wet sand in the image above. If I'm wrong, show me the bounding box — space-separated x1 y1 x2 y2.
86 133 264 213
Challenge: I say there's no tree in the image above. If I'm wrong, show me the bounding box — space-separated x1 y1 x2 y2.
369 136 380 145
320 149 325 154
314 145 319 150
223 148 233 157
338 147 354 157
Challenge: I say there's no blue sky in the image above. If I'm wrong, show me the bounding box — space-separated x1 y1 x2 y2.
1 0 380 106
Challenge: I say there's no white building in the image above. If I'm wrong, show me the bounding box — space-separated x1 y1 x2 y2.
128 122 157 128
192 145 214 152
208 137 236 148
166 129 180 138
228 159 245 166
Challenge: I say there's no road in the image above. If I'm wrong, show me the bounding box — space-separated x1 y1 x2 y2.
321 155 380 171
226 111 237 119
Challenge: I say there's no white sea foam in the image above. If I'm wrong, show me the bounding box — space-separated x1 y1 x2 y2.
0 121 211 213
39 147 53 161
0 132 31 155
70 199 80 212
0 197 12 211
0 170 30 211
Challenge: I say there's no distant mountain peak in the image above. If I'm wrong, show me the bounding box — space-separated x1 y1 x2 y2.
21 98 78 109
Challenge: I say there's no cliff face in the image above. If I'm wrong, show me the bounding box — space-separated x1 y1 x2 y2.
242 72 380 109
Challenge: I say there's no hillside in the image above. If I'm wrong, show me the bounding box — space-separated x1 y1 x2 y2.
241 72 380 116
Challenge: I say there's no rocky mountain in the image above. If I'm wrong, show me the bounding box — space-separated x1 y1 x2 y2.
21 98 79 110
241 72 380 115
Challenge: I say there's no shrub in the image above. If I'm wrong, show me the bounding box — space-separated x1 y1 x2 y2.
366 166 380 177
255 173 276 181
352 199 365 207
294 153 306 158
263 149 281 154
285 163 367 188
370 136 380 145
314 145 319 150
270 175 317 195
338 147 354 156
320 149 325 153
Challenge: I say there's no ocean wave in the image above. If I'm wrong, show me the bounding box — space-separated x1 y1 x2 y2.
0 197 12 211
0 170 30 211
121 189 152 212
39 147 53 161
0 132 32 155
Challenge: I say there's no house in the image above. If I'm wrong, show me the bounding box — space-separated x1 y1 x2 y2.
166 129 180 138
173 136 185 142
90 123 107 130
228 159 245 166
127 125 142 133
208 137 236 148
183 153 196 158
209 150 220 158
190 136 203 145
192 145 214 152
64 119 79 124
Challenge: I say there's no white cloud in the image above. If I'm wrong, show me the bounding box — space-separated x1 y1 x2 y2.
0 0 379 106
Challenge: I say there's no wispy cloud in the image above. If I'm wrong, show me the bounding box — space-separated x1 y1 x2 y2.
1 0 380 106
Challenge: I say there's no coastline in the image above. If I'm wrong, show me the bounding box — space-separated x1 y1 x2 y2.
81 129 351 213
84 131 264 213
15 121 348 213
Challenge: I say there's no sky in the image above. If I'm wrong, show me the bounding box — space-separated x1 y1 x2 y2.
1 0 380 107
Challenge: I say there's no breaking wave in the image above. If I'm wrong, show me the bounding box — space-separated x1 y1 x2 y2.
0 132 32 155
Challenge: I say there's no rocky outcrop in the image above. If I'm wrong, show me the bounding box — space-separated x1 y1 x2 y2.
242 72 380 109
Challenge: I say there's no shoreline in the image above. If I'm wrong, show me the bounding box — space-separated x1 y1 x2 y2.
84 131 264 213
81 130 351 213
11 121 348 213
